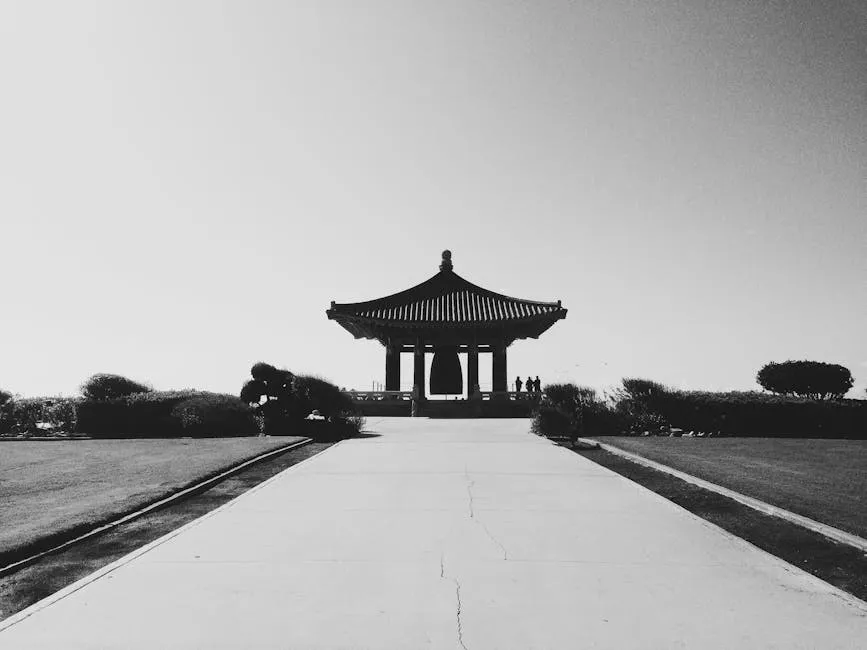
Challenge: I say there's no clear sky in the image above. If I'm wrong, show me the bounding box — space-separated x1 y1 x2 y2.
1 0 865 399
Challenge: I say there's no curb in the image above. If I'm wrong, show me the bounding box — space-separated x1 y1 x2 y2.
579 438 867 554
0 437 345 633
0 438 312 578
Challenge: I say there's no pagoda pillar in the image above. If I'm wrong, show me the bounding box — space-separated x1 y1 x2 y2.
385 341 400 391
413 338 426 401
467 345 479 396
492 341 507 393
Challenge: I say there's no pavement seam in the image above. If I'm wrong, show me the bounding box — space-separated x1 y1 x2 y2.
583 438 867 553
0 438 345 633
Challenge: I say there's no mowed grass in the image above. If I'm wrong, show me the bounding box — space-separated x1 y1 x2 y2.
0 437 302 565
600 437 867 538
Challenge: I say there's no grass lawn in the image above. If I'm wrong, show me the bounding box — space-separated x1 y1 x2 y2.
0 437 302 566
0 442 330 621
598 437 867 539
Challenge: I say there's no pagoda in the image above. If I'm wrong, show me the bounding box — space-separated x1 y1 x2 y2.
327 251 566 414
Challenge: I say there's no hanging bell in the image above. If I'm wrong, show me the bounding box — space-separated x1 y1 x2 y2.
429 346 463 395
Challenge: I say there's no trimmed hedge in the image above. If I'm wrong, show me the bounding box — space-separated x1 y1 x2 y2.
0 397 78 435
76 390 258 438
293 374 355 420
635 389 867 438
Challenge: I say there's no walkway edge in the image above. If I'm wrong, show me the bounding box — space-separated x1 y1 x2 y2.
0 438 313 579
581 438 867 553
0 439 348 631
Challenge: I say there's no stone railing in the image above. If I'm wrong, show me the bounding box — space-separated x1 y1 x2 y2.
346 391 413 401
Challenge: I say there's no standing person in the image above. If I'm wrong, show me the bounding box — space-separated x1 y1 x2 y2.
534 376 541 393
514 376 523 393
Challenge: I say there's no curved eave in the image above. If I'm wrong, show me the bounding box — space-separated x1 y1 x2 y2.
327 308 568 342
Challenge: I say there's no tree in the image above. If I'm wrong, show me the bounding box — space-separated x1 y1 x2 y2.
756 361 853 400
240 362 301 432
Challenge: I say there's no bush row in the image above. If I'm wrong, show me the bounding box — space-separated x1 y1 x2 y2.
0 397 79 435
628 389 867 438
75 391 259 438
532 379 867 440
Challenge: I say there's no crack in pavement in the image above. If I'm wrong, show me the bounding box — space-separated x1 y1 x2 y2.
464 466 475 519
439 554 469 649
454 579 468 650
464 468 508 560
478 519 509 561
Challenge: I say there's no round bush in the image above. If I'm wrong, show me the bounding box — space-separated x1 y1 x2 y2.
294 375 354 419
81 374 152 401
171 394 258 437
757 361 854 400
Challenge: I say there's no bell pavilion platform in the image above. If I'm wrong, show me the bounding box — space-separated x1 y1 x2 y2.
347 390 541 418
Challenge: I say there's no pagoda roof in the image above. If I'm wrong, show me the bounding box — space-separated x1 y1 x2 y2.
327 251 567 344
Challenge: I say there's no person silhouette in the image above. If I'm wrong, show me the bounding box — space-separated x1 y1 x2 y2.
534 376 541 392
515 376 523 393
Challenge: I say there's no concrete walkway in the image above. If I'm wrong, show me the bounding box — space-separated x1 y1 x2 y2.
2 419 865 649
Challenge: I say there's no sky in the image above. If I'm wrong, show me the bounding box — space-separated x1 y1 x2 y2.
1 0 865 399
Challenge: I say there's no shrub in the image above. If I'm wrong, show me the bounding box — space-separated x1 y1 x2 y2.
250 362 280 382
756 361 854 400
0 389 11 406
81 373 152 401
171 394 258 437
240 379 266 405
294 374 355 420
241 363 357 436
1 397 78 435
611 378 672 435
77 390 256 438
533 383 623 440
619 388 867 438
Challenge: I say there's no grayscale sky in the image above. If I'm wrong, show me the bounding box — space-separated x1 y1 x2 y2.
2 0 865 398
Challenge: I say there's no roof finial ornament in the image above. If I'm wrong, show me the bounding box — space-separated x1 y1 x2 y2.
440 250 453 272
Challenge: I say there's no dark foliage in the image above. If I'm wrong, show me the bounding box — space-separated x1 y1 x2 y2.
611 378 671 435
0 389 11 406
630 388 867 438
77 390 257 438
171 394 259 437
240 363 357 438
532 383 623 440
294 374 355 420
240 379 266 405
620 378 670 402
80 373 152 401
0 397 78 435
756 361 854 400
